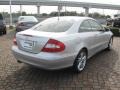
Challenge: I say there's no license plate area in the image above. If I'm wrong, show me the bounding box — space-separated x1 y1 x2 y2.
22 40 35 50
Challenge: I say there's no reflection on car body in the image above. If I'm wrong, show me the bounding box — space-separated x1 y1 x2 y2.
16 16 38 32
12 16 113 72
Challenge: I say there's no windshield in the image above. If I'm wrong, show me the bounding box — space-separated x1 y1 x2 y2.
18 16 38 22
33 18 74 32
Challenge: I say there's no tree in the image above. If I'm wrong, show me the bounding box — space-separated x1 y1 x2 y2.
106 15 111 18
79 13 84 16
22 11 26 16
42 13 48 16
92 12 100 18
49 12 58 16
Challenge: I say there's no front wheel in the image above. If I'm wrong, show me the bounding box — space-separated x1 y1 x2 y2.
107 37 113 50
73 49 87 73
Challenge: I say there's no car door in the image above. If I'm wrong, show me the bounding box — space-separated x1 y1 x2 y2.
78 20 98 57
88 19 108 52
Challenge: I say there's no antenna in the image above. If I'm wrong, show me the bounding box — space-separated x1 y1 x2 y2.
9 0 12 26
58 6 60 21
58 0 62 21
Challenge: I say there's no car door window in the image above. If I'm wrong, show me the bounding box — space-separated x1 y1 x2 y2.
88 20 103 31
79 20 92 32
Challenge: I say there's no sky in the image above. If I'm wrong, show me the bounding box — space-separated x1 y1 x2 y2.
0 0 120 17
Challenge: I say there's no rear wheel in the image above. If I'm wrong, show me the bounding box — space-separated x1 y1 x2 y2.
73 49 87 73
0 31 2 35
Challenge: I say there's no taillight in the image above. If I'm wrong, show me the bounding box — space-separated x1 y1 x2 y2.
13 37 17 46
17 22 24 26
42 39 65 52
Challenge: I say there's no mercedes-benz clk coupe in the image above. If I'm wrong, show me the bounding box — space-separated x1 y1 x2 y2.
12 16 113 72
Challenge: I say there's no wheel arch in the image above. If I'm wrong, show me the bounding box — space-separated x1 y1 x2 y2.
110 35 114 43
81 47 88 57
75 47 88 61
73 47 88 72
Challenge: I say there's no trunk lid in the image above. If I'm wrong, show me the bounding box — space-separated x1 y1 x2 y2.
16 30 65 54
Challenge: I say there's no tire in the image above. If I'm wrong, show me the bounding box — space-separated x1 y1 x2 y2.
73 49 87 73
0 31 2 35
107 37 113 50
3 29 6 35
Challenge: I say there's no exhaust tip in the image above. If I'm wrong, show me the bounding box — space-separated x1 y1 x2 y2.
17 60 22 63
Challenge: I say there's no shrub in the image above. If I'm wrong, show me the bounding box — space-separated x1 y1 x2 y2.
110 27 120 37
9 25 14 29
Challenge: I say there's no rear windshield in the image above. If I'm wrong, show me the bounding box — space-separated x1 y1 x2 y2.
18 16 38 22
33 19 74 32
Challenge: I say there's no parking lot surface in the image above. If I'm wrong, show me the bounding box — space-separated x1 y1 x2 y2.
0 33 120 90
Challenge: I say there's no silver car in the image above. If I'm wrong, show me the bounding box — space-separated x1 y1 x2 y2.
16 16 38 32
12 16 113 72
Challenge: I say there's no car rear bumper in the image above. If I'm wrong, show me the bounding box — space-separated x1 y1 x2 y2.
12 46 76 70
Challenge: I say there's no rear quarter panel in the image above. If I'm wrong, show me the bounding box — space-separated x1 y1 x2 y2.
53 32 96 63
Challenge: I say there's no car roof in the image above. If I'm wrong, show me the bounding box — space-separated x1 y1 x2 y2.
19 16 35 17
18 16 38 22
48 16 94 22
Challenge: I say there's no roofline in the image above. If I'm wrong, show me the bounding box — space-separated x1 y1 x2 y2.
0 0 120 10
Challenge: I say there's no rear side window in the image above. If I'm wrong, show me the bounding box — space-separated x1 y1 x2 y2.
79 20 92 32
88 20 102 31
18 16 38 22
33 19 74 32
